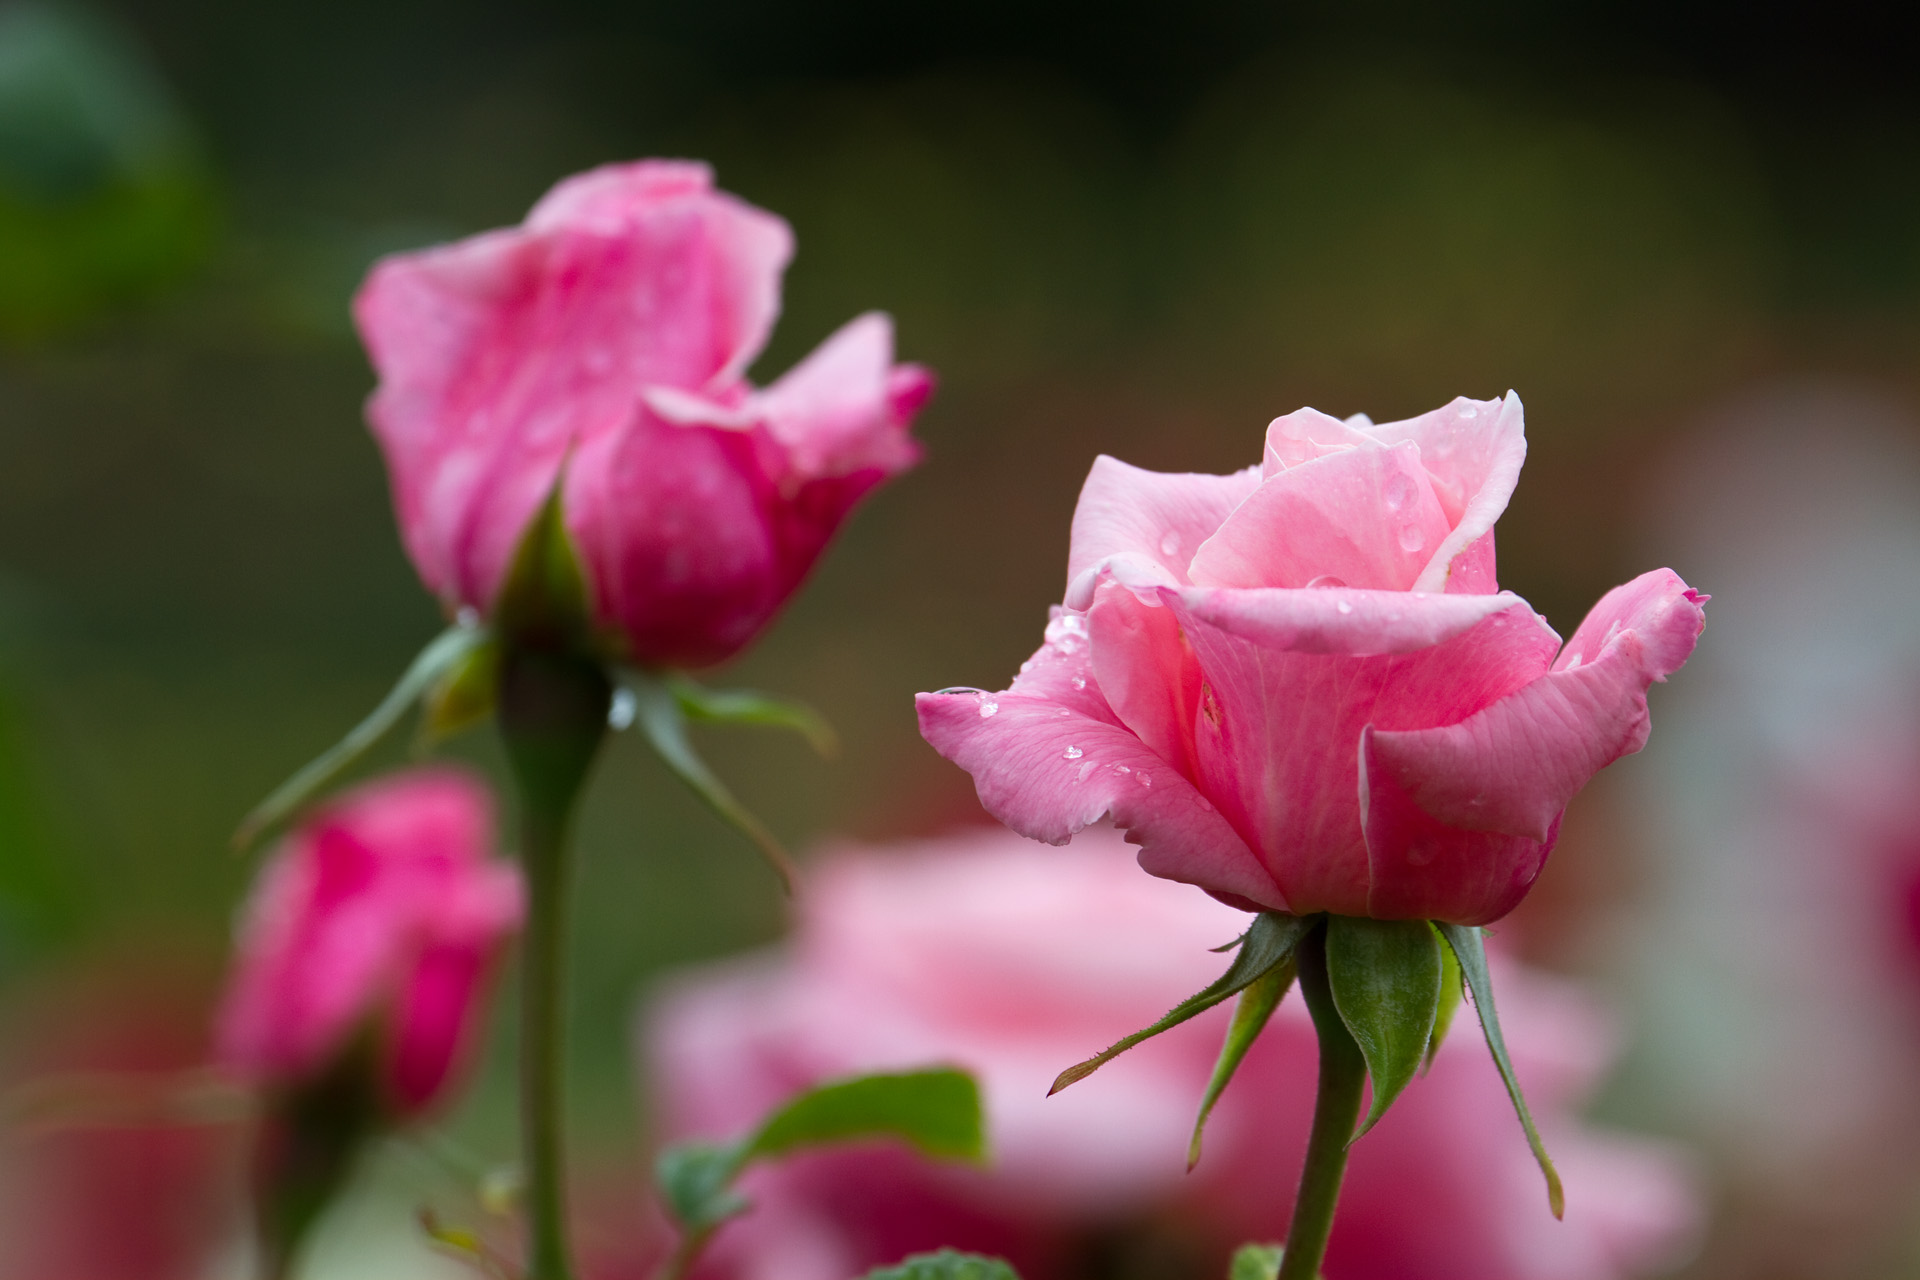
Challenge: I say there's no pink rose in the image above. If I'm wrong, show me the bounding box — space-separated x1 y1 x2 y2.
354 159 934 668
643 826 1698 1280
215 768 523 1116
917 395 1704 924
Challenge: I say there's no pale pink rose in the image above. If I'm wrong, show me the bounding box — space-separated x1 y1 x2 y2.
642 826 1699 1280
215 768 522 1116
355 159 933 668
917 396 1704 924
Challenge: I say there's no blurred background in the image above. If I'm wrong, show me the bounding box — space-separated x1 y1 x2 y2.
0 1 1917 1275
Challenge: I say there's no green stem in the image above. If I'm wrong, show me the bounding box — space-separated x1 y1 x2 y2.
498 647 611 1280
1277 922 1366 1280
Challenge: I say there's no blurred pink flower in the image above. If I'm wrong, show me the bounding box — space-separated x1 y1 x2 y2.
917 396 1704 924
216 767 522 1116
643 826 1699 1280
355 159 933 668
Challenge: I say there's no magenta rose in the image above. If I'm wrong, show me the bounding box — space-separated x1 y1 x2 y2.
354 160 933 668
644 826 1699 1280
917 395 1705 924
216 767 522 1116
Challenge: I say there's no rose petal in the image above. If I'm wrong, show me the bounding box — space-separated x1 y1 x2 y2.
1261 407 1376 476
1064 456 1261 609
1173 585 1541 656
1188 440 1454 591
915 613 1282 911
1356 393 1525 593
748 312 926 480
1169 592 1562 917
1365 569 1707 844
1086 580 1203 780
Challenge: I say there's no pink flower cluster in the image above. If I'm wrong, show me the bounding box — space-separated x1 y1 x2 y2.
216 768 522 1115
355 160 933 668
646 826 1698 1280
920 397 1704 924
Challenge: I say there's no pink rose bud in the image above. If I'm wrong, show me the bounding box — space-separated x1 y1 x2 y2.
917 395 1705 925
354 159 933 668
645 827 1700 1280
216 768 523 1117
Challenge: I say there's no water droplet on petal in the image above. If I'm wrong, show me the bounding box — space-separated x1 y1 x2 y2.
1071 675 1087 690
1336 600 1354 615
1063 745 1084 760
1460 405 1479 419
1306 574 1347 589
978 697 999 718
1112 764 1131 775
1159 531 1181 557
1383 471 1418 512
1138 772 1152 787
1077 760 1097 781
1397 524 1427 553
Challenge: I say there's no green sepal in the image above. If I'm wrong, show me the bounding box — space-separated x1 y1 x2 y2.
493 475 594 653
1425 924 1463 1074
1189 956 1296 1169
1325 916 1442 1141
1228 1243 1285 1280
416 633 500 749
619 668 797 892
1050 911 1315 1095
861 1250 1021 1280
1434 923 1564 1219
669 672 839 757
234 620 488 851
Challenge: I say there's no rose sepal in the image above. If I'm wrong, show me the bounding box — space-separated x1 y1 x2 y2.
1323 915 1444 1141
1436 922 1563 1217
1048 910 1314 1096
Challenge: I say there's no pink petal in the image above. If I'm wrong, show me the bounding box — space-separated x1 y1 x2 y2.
1168 591 1562 918
386 938 489 1114
1174 584 1537 656
915 611 1283 912
1063 456 1261 610
1260 407 1376 476
1356 393 1525 593
1364 569 1706 847
1187 440 1454 591
747 312 926 479
1086 581 1202 781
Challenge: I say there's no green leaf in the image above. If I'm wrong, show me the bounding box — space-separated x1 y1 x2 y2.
1325 916 1442 1140
233 621 488 851
1189 956 1296 1169
620 668 797 892
416 634 500 749
746 1068 985 1163
1051 911 1315 1095
1425 925 1463 1073
655 1141 752 1232
669 673 839 757
861 1250 1022 1280
1228 1244 1285 1280
1435 923 1564 1219
493 475 594 651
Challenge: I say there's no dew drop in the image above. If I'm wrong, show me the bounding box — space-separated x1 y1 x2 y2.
1336 600 1354 615
1159 531 1181 557
1383 471 1418 513
978 697 1000 719
1077 760 1097 781
1071 675 1087 691
1138 772 1152 787
1063 745 1084 760
1397 524 1427 553
1460 405 1479 420
1057 707 1071 716
1305 574 1347 589
1112 764 1131 775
